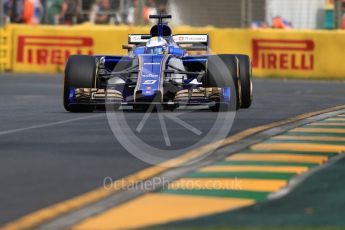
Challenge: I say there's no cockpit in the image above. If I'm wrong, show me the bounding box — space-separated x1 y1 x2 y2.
145 46 167 55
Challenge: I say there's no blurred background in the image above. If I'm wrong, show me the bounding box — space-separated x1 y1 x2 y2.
1 0 345 29
1 1 345 229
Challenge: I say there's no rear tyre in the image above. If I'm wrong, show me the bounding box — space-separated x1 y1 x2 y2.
236 55 253 109
63 55 97 112
206 55 240 111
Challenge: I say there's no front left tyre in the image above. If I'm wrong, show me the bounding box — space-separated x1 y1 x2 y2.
63 55 97 112
206 54 240 112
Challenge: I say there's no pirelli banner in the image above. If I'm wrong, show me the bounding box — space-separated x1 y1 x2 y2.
7 25 345 78
10 25 148 73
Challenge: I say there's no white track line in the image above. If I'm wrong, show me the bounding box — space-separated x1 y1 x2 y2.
0 114 104 136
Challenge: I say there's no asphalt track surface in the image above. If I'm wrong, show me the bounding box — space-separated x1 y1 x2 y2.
0 73 344 225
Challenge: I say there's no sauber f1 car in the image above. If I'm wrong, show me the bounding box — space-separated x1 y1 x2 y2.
63 15 253 112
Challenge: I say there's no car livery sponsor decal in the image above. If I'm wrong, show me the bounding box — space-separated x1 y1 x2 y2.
17 35 94 66
129 34 209 45
129 35 149 44
144 62 161 65
142 80 158 85
173 35 208 43
252 39 315 71
138 55 165 97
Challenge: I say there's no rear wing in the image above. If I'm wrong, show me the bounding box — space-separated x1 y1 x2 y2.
128 34 209 51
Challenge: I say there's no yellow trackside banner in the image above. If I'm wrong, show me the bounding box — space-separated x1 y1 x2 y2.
0 26 12 71
6 24 345 78
10 25 148 73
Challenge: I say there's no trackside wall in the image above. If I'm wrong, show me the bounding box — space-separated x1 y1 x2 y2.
1 24 345 79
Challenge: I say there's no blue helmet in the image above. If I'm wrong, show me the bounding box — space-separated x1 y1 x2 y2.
145 37 168 54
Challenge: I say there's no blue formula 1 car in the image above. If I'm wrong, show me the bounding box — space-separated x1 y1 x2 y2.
63 15 252 112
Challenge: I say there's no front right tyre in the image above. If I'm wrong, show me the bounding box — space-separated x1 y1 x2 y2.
236 54 253 108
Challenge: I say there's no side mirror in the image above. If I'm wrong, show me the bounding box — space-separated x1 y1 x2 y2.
179 44 208 51
179 44 193 49
122 44 135 50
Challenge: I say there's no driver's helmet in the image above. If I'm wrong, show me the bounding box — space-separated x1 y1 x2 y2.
145 37 168 54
